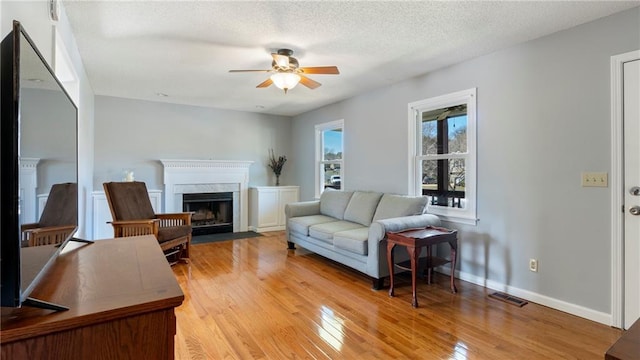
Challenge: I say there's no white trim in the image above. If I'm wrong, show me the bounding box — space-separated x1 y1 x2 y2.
408 108 419 194
54 29 79 105
408 88 477 225
315 127 322 198
440 217 478 227
610 50 640 328
315 119 344 198
19 158 40 224
438 266 612 325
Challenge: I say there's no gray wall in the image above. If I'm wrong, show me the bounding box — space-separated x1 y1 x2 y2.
94 96 293 190
291 7 640 316
21 88 77 195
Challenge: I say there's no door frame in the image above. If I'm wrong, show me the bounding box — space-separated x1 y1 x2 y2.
610 49 640 329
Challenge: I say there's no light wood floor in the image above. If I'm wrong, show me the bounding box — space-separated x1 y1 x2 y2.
172 232 621 359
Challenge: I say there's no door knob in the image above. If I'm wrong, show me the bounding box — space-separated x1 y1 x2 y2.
631 186 640 196
630 206 640 216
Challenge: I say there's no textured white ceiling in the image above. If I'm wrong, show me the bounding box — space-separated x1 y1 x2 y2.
63 1 638 116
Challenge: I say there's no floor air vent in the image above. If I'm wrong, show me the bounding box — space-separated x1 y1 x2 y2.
488 292 528 307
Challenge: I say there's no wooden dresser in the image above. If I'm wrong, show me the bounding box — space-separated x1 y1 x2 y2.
606 318 640 360
1 235 184 359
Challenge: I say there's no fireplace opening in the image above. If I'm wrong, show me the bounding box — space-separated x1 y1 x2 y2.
183 192 233 235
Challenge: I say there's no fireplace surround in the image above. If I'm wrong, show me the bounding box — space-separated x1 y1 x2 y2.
160 160 253 232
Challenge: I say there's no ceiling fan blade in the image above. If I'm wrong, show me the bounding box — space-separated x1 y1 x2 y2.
256 78 273 88
272 54 290 68
299 66 340 75
299 75 321 89
229 69 271 73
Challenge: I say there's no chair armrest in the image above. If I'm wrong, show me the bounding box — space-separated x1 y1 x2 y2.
109 219 158 225
21 223 40 231
156 212 192 226
25 224 77 234
285 201 321 219
23 224 77 246
369 214 442 243
108 219 159 238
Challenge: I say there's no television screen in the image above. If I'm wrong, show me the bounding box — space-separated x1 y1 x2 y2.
1 21 78 310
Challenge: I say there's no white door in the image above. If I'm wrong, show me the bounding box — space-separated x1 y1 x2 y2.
623 58 640 329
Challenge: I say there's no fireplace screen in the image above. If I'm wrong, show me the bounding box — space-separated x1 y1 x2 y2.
183 192 233 235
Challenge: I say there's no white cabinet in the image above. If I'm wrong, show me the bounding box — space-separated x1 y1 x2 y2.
249 186 299 233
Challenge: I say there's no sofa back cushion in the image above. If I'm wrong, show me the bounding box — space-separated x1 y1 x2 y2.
320 190 354 220
372 194 428 221
343 191 383 226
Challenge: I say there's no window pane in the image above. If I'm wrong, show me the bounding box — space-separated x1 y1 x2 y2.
323 129 342 160
448 115 467 153
323 163 341 190
421 159 466 208
422 119 438 155
422 107 467 155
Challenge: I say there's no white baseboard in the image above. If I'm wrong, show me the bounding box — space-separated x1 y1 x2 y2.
437 265 612 326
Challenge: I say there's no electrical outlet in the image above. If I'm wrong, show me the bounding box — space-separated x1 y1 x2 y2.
529 258 538 272
581 172 608 187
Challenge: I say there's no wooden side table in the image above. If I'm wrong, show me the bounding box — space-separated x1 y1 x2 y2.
387 226 458 308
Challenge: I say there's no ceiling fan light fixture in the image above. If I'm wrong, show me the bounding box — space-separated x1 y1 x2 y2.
270 72 301 93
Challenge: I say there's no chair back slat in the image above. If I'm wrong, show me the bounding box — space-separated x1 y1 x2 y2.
38 183 78 227
103 181 156 221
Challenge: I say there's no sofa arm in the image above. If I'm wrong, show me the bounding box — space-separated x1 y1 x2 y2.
285 200 321 219
366 214 442 279
369 214 442 242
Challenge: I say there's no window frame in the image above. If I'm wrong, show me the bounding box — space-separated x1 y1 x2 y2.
315 119 344 199
408 88 477 225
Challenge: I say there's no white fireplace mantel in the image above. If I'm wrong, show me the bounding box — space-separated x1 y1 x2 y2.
160 159 253 232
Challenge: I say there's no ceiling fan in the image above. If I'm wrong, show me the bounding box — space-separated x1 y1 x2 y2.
229 49 340 93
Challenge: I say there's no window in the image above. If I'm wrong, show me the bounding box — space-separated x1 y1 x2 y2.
315 120 344 198
409 88 477 225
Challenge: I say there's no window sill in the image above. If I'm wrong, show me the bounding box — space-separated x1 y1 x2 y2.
431 213 478 226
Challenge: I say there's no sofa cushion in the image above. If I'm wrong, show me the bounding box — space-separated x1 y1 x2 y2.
288 215 337 236
372 194 428 221
309 220 365 243
333 227 369 255
343 191 383 226
320 190 354 220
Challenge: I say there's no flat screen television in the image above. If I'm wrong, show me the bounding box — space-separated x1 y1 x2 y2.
1 21 79 310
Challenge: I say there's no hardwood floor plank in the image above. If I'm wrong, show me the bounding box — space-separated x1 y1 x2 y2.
173 232 621 359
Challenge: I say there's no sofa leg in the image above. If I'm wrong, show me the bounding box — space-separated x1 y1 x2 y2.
371 278 385 290
287 241 296 250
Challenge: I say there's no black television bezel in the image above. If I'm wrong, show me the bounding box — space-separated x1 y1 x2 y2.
0 20 22 308
1 20 79 308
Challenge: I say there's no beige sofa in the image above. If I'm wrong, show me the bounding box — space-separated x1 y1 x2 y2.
285 190 441 289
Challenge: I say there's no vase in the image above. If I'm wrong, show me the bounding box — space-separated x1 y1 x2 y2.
275 174 280 186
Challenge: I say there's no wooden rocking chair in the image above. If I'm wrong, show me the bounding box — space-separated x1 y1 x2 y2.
21 182 78 247
103 181 191 264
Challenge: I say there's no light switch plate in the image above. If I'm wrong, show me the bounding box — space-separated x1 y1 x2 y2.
581 172 608 187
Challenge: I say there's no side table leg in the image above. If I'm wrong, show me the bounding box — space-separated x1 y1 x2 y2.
408 245 419 308
426 245 432 284
450 245 458 293
387 242 396 297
